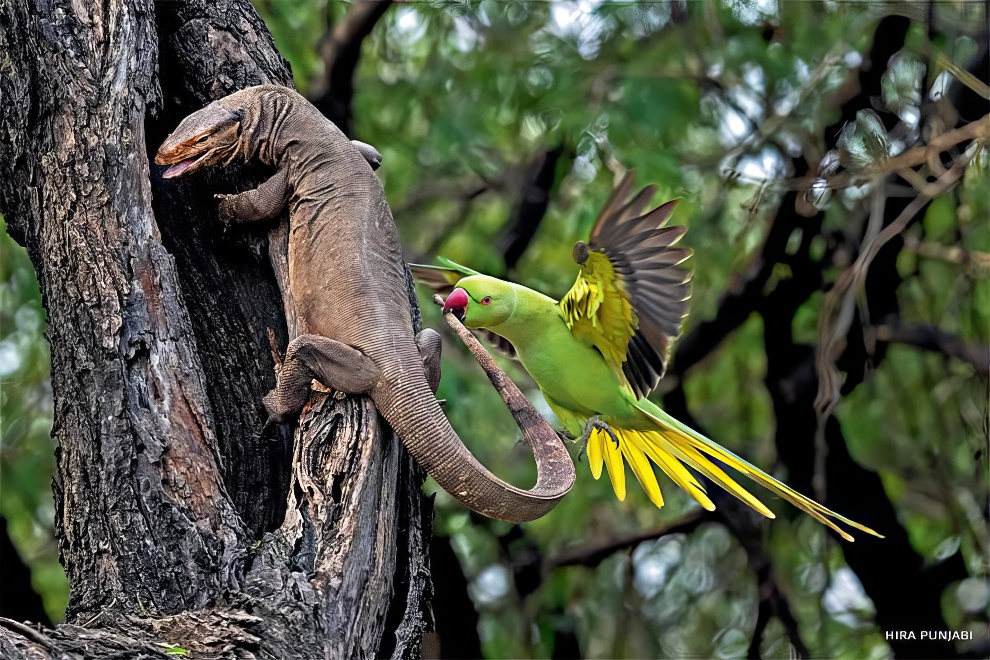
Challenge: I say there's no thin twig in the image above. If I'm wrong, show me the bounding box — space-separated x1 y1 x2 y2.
80 596 118 628
873 322 990 377
0 617 55 650
904 236 990 277
726 113 989 192
814 147 976 413
311 0 393 100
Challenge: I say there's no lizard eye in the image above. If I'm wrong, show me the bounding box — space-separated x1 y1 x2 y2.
196 134 209 143
481 296 492 305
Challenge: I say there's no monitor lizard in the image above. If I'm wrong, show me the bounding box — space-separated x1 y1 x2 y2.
155 85 574 522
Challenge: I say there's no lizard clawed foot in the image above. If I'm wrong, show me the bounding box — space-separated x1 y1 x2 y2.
261 391 294 424
214 193 238 228
260 416 279 438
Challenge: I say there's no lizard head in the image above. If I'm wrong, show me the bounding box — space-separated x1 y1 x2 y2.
442 276 517 328
155 102 244 179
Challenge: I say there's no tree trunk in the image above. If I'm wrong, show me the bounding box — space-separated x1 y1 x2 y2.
0 0 432 657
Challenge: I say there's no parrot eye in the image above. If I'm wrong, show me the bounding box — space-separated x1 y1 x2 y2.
481 296 492 305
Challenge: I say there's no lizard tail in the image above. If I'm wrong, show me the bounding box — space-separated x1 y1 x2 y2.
375 375 575 523
586 400 882 542
372 338 575 523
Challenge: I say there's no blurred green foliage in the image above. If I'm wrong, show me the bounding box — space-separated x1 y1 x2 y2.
0 215 64 623
2 0 987 656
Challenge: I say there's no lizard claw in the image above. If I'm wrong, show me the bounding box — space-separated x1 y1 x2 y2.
261 391 290 424
214 193 237 228
260 416 278 438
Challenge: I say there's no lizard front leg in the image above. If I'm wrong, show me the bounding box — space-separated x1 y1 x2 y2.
263 334 380 422
217 168 290 225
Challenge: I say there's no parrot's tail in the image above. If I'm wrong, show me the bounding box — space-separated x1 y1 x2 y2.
585 400 883 541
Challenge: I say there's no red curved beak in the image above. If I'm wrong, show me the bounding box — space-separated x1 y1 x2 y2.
442 288 469 318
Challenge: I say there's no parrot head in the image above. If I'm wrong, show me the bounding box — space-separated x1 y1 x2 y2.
442 275 516 328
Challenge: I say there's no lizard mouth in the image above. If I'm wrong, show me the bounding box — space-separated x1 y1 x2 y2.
161 150 210 179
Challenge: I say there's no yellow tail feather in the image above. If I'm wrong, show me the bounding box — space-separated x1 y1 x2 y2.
629 430 714 512
585 409 884 542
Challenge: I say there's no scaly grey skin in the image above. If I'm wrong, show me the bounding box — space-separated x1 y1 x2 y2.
350 140 382 170
155 85 575 522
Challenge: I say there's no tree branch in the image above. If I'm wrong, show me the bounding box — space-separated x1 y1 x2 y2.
872 321 989 376
310 0 393 136
746 558 810 659
663 386 811 660
153 0 297 539
424 537 482 660
904 235 990 277
498 146 566 270
670 192 809 378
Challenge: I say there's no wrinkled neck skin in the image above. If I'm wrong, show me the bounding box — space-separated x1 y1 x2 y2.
230 86 350 173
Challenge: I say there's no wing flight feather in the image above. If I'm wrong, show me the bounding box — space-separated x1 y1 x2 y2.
559 171 691 398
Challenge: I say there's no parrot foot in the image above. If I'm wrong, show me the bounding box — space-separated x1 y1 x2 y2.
578 416 620 449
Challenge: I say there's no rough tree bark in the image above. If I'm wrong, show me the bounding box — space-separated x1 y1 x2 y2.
0 0 432 657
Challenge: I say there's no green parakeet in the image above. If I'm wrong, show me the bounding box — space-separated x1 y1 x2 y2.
412 173 881 541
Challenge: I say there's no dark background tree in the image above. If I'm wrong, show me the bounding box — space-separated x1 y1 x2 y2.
1 1 988 659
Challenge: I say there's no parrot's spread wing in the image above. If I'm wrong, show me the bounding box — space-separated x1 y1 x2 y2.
559 172 691 399
410 258 518 359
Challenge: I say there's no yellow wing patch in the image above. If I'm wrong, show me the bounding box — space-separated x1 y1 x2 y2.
559 251 639 396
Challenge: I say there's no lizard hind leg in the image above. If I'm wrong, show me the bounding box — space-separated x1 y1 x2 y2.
414 328 443 395
351 140 383 171
262 334 381 422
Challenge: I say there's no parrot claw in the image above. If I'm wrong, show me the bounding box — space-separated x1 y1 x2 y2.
573 441 587 462
577 416 620 449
